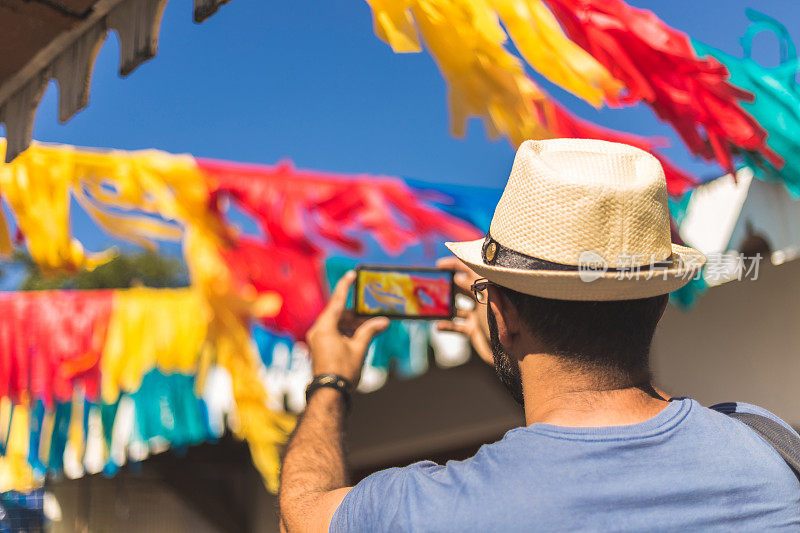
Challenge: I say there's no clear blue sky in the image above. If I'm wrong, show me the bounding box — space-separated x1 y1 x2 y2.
6 0 800 255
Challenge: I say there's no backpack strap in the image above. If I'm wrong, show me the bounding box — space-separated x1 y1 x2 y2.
726 411 800 478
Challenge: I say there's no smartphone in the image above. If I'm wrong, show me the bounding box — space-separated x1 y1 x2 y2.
354 265 455 320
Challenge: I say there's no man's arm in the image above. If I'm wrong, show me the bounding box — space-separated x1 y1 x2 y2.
279 272 389 532
279 388 350 532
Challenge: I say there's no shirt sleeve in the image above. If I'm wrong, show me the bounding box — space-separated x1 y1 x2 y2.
329 459 474 532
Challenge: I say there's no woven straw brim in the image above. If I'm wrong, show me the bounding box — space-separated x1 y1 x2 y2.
446 239 706 301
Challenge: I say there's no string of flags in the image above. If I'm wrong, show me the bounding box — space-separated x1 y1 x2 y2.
691 10 800 198
365 2 797 188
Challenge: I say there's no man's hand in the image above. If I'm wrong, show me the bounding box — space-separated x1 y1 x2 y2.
281 271 389 533
306 270 390 384
435 257 493 365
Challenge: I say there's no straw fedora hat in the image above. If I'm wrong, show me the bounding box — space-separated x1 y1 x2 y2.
446 138 706 301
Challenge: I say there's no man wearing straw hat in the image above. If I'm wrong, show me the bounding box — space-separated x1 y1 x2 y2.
279 139 800 531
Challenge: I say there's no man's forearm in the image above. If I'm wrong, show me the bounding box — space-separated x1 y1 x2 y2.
279 388 349 532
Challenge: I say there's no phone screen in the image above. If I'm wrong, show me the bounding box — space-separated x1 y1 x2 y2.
354 266 455 319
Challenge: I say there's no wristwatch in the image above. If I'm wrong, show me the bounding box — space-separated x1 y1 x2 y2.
305 374 354 413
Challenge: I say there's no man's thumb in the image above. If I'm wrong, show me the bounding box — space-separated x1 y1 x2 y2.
352 317 390 350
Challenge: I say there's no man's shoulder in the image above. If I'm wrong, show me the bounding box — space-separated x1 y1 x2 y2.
367 429 557 485
698 400 800 479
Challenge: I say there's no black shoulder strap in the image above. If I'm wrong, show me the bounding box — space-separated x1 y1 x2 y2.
726 411 800 478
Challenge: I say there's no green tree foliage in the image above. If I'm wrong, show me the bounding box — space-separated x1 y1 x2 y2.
11 250 189 290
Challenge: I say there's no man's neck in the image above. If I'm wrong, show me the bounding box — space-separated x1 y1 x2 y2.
520 355 670 427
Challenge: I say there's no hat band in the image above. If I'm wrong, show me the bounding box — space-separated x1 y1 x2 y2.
481 234 673 272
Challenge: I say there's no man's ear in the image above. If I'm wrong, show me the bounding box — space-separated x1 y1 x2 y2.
487 285 521 347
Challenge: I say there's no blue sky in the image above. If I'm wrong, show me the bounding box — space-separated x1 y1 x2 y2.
6 0 800 256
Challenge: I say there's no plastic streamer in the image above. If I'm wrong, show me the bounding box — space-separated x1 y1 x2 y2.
0 401 38 493
0 291 113 407
364 0 623 145
692 10 800 198
0 367 236 493
200 159 480 256
201 158 482 339
99 288 210 404
364 2 699 192
221 237 327 341
0 286 280 493
488 0 623 105
404 179 502 233
366 0 621 107
542 0 782 174
0 142 116 272
182 227 294 493
364 1 778 176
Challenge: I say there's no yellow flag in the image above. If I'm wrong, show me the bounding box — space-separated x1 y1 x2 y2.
490 0 622 107
0 404 39 492
101 288 209 403
364 0 623 144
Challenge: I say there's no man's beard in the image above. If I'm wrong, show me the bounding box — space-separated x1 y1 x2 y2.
487 309 524 406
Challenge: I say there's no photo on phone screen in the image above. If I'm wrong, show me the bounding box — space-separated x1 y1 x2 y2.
354 266 455 319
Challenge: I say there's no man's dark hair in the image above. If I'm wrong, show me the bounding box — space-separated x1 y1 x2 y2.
500 288 668 382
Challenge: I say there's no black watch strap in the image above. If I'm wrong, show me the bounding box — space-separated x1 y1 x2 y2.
305 374 354 413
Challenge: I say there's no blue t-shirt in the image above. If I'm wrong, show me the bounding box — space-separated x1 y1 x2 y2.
332 399 800 531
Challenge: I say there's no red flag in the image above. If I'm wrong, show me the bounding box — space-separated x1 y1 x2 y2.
0 290 112 405
199 159 480 256
544 0 782 173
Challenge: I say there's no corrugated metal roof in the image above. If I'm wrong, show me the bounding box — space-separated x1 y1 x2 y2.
0 0 231 162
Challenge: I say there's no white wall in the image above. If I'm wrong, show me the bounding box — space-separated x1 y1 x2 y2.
653 260 800 425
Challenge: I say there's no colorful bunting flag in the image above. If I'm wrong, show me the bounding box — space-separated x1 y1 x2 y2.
693 10 800 198
541 0 782 173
